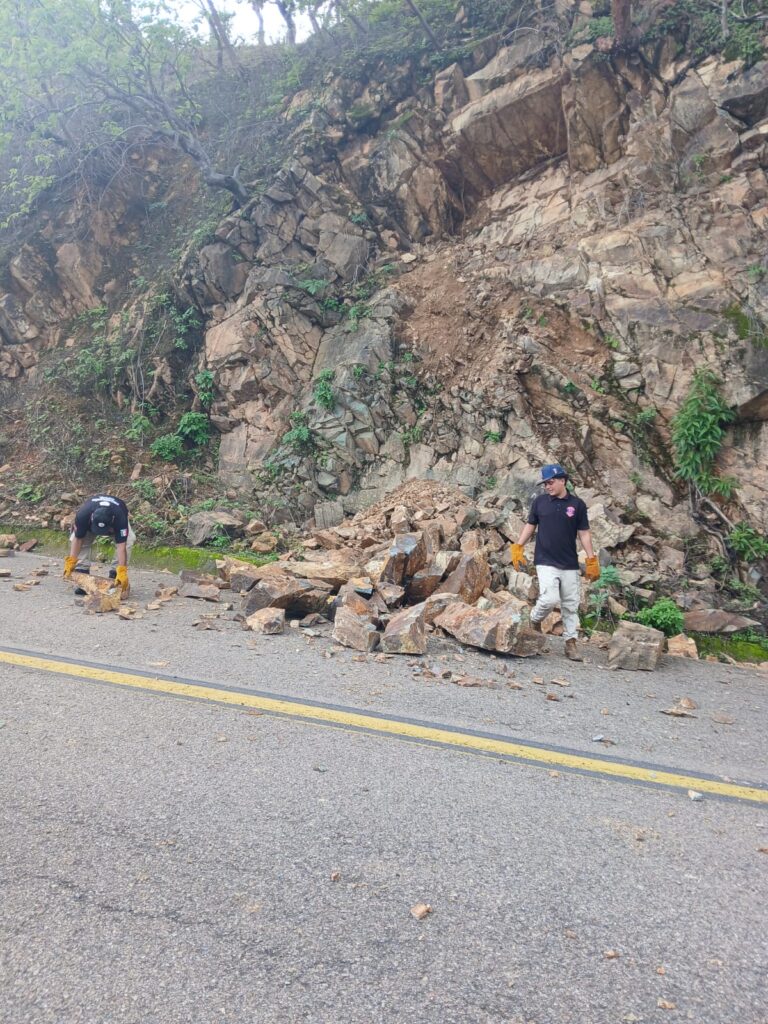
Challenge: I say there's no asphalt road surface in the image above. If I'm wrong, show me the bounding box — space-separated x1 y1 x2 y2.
1 553 767 1023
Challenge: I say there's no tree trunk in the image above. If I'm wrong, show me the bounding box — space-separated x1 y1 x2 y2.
612 0 632 46
402 0 439 46
248 0 265 46
274 0 297 45
203 0 243 72
332 0 367 36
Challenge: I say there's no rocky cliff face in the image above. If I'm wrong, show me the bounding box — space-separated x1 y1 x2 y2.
1 23 767 564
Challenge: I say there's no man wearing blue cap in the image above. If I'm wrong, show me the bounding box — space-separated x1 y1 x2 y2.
63 495 134 595
511 464 600 661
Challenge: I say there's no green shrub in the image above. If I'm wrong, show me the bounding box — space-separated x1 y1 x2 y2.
177 412 211 446
671 370 736 497
484 430 502 443
728 523 768 562
297 278 329 296
195 370 215 409
131 479 157 501
126 413 153 442
313 369 336 411
282 411 314 453
16 483 44 503
636 598 684 637
150 434 184 461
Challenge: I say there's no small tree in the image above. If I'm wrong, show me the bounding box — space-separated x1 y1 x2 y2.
0 0 249 228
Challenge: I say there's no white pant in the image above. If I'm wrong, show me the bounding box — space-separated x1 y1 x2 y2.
70 524 136 565
531 565 581 640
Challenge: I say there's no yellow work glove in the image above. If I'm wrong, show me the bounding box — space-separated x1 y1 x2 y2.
115 565 130 596
510 543 528 572
63 555 78 579
585 555 601 582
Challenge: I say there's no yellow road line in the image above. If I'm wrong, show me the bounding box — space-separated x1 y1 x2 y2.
2 647 767 805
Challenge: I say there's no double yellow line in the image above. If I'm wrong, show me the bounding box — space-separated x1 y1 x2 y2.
2 645 766 806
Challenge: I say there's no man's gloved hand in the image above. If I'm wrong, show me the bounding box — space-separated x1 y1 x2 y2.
585 555 601 582
63 555 78 579
115 565 130 596
510 543 528 572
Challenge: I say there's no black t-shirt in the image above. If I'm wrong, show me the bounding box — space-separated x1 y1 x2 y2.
527 493 589 570
74 495 130 544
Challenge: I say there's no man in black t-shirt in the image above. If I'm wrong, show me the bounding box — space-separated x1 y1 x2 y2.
511 464 600 661
63 495 134 595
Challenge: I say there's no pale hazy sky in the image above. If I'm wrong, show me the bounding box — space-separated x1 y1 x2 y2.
176 0 312 45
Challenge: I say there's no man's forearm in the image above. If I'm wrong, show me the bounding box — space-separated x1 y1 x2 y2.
115 542 128 567
516 523 536 546
578 530 595 558
69 537 83 559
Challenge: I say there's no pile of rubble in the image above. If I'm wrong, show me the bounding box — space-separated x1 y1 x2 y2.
203 480 552 657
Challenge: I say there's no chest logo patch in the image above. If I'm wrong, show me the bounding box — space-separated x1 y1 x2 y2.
566 506 575 517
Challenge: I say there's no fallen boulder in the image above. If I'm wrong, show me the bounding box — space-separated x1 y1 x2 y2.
682 608 762 634
185 509 245 546
241 573 332 617
332 606 380 652
434 601 545 656
608 621 664 671
666 633 699 659
245 607 285 634
381 603 428 655
436 551 492 604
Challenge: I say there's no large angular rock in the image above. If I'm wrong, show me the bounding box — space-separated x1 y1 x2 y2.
587 504 636 551
245 607 285 634
447 68 567 191
434 601 545 656
666 633 698 659
716 60 768 126
83 591 122 614
279 553 362 589
375 581 405 607
423 592 463 625
179 581 221 602
185 510 245 546
380 532 427 585
337 587 373 618
436 551 491 605
241 573 332 617
506 569 539 602
607 621 664 671
332 606 380 652
682 608 762 634
380 603 428 655
405 565 444 603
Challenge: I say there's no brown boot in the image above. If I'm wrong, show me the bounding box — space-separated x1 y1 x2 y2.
564 638 584 662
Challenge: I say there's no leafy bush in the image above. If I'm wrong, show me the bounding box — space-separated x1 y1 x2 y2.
150 434 184 462
586 564 622 629
728 523 768 563
282 411 314 453
484 430 502 443
671 370 736 497
195 370 215 409
313 369 336 411
636 598 684 637
647 0 764 67
126 413 153 442
131 479 157 501
177 412 211 446
16 483 44 503
297 278 329 296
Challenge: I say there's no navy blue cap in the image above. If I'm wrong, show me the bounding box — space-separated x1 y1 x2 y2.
540 463 567 482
